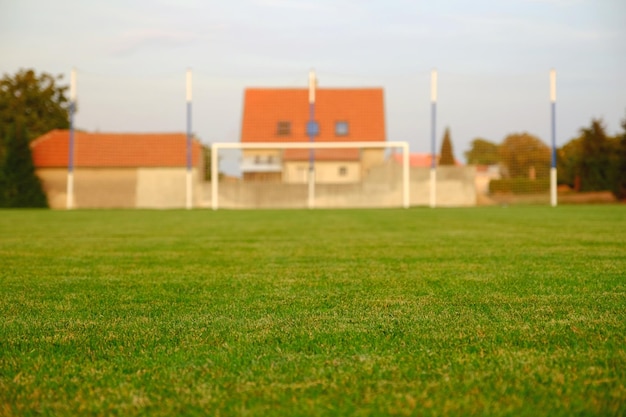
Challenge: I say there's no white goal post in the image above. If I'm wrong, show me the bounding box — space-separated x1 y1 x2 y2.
210 141 410 210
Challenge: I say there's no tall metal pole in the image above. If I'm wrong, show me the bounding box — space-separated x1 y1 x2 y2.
66 68 76 210
430 69 438 208
186 68 193 209
550 69 557 207
308 69 316 209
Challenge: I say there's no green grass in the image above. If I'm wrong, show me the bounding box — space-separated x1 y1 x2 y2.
1 206 625 416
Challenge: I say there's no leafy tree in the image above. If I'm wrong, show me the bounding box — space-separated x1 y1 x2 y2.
203 145 212 181
0 68 67 208
557 136 584 189
439 127 456 165
499 133 550 179
611 114 626 200
464 138 500 165
578 119 615 192
0 68 70 144
0 122 48 208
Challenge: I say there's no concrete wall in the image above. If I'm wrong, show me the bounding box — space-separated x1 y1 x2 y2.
209 163 477 209
38 163 476 209
408 166 477 207
136 168 203 208
36 167 204 209
36 168 69 209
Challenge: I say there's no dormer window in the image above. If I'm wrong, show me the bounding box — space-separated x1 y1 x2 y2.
335 121 349 136
277 121 291 136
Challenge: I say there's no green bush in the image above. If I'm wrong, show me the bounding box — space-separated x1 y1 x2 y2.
489 178 550 194
0 123 48 208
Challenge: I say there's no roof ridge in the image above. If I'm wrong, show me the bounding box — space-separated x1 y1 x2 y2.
29 129 64 147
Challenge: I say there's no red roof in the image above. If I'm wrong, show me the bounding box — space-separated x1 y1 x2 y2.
31 130 203 168
241 88 385 143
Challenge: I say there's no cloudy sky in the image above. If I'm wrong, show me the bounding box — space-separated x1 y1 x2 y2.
1 0 625 160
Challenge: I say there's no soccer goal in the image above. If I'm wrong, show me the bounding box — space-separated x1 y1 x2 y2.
210 141 410 210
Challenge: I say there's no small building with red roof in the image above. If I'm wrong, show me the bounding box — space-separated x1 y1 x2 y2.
240 88 386 183
31 130 204 208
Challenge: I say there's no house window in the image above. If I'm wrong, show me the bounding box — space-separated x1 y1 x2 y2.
338 166 348 177
335 121 349 136
277 121 291 136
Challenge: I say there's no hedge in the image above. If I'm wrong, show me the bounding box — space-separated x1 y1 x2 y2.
489 178 550 194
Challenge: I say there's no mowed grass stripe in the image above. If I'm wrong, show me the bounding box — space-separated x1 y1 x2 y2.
0 207 625 416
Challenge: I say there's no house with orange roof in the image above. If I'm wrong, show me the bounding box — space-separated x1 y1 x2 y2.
31 130 204 208
240 88 386 183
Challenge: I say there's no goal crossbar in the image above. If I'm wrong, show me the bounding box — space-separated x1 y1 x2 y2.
211 141 410 210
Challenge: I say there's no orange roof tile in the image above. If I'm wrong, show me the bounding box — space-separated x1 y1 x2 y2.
31 130 203 168
241 88 385 143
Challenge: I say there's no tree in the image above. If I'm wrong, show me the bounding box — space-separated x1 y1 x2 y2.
439 127 456 165
578 119 615 192
0 68 67 208
557 136 583 189
0 123 48 208
611 114 626 200
499 133 550 179
464 138 499 165
0 68 70 145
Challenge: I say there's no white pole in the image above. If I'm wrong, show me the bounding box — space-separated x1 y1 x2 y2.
550 69 557 207
66 67 77 210
211 143 218 210
186 68 193 209
66 172 74 209
308 69 316 104
186 171 192 209
308 69 316 209
431 69 438 103
402 142 410 208
430 69 437 208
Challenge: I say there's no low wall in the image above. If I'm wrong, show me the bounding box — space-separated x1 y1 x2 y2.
36 168 204 209
207 164 477 209
37 164 476 209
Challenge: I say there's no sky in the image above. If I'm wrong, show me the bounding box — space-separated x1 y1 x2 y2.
1 0 625 161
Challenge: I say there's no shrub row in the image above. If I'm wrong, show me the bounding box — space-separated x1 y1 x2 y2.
489 178 550 194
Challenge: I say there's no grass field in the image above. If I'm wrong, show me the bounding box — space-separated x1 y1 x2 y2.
1 206 625 416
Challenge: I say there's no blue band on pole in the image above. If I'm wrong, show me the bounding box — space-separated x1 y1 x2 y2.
308 102 315 168
551 101 556 168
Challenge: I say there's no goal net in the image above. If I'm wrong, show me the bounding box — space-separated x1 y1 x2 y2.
209 141 409 209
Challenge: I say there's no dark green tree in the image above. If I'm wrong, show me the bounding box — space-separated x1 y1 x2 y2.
0 68 70 145
611 114 626 200
499 133 550 179
464 138 499 165
578 119 614 192
203 145 212 181
439 127 456 165
557 136 583 188
0 123 48 208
